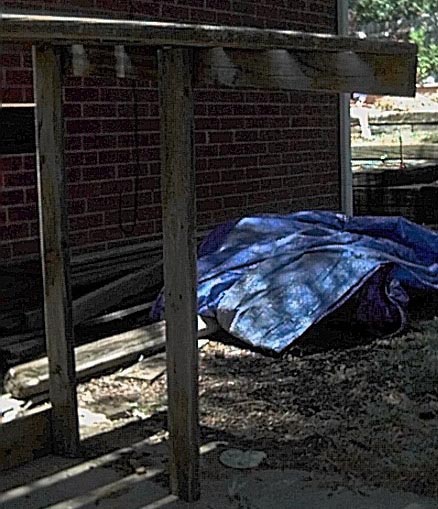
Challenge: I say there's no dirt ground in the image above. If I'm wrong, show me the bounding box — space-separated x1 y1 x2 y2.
76 309 438 500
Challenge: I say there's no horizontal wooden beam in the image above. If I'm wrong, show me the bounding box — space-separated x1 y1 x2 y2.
4 317 218 399
0 13 416 56
194 48 416 97
352 143 438 160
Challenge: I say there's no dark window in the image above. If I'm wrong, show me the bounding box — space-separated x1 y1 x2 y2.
0 106 35 155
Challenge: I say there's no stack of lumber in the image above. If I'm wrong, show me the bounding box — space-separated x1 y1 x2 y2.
71 240 164 288
0 228 211 334
353 164 438 225
0 257 164 365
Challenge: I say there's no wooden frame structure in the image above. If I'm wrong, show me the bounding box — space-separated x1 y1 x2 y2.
0 11 416 502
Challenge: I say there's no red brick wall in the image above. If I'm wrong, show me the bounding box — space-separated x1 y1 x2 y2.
0 1 339 262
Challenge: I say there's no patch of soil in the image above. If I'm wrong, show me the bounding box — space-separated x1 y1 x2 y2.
77 316 438 498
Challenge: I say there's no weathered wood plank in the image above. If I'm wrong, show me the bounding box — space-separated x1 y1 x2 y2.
0 405 51 471
4 317 218 400
0 13 416 57
23 260 162 330
33 44 80 457
195 48 417 97
4 322 167 399
352 144 438 160
337 0 353 216
159 47 199 502
73 260 163 324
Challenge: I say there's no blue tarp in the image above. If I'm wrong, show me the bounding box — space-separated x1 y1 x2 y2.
152 211 438 354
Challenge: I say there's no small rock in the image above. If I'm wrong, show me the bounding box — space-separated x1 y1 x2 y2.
219 449 267 469
102 402 134 420
78 408 109 426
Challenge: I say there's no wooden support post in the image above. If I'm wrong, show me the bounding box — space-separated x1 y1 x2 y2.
158 47 199 502
33 44 80 456
337 0 353 216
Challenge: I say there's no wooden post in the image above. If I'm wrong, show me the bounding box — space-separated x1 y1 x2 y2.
337 0 353 216
158 47 200 502
33 44 80 456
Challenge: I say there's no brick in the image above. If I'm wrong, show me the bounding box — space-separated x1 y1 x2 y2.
1 190 25 206
198 198 223 212
134 221 156 236
234 155 258 168
118 163 150 177
63 104 82 118
195 171 220 185
12 239 39 257
161 4 190 19
126 0 160 17
137 206 162 221
208 131 234 144
7 205 36 223
205 0 231 9
83 103 118 118
89 227 124 243
70 213 104 231
65 136 83 151
5 70 33 85
82 134 118 150
190 8 217 22
0 53 21 66
196 145 219 158
64 87 100 102
0 88 24 103
100 179 134 195
233 1 256 15
223 194 247 208
25 188 37 204
69 231 91 247
66 151 98 167
23 156 36 170
68 199 86 215
258 154 282 166
0 223 30 240
138 147 160 162
66 119 101 135
117 133 149 148
214 180 259 196
117 104 150 118
69 183 102 199
219 117 247 130
87 195 121 212
219 142 266 156
1 157 24 173
98 149 132 164
138 176 160 191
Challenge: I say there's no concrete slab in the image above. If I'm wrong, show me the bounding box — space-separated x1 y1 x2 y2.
1 444 437 509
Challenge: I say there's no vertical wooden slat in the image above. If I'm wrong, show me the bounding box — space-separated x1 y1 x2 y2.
158 47 200 502
337 0 353 215
33 44 80 457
